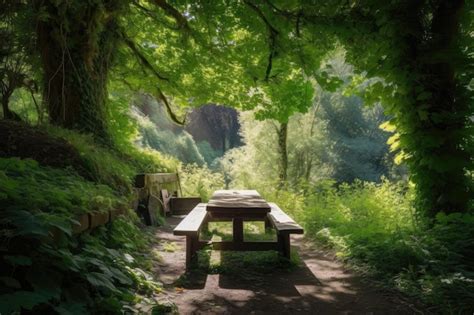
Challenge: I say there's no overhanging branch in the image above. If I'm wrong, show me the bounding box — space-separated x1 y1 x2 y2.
121 31 169 82
151 0 192 34
156 88 186 125
120 31 185 125
244 0 279 82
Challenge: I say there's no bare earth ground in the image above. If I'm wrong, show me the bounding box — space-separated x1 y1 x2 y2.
152 217 421 315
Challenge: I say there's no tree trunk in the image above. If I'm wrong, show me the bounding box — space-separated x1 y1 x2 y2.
34 1 123 141
403 0 470 216
1 92 20 121
277 122 288 188
2 94 12 119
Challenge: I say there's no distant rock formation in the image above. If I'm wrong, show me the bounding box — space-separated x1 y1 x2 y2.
184 104 242 154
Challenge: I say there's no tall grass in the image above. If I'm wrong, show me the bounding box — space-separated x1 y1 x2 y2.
293 179 474 313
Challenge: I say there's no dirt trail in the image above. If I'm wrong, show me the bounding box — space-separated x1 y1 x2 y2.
153 217 419 315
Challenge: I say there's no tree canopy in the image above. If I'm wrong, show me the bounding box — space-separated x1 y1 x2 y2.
2 0 473 217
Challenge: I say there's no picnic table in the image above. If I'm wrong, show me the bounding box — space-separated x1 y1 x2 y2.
174 190 303 269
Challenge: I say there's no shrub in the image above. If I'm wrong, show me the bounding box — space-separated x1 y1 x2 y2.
179 164 225 201
299 179 474 312
0 158 163 313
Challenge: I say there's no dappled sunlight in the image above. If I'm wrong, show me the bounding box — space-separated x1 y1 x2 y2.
2 0 471 312
163 221 411 313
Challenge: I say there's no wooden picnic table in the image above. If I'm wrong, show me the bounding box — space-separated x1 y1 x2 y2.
174 189 303 268
206 189 271 245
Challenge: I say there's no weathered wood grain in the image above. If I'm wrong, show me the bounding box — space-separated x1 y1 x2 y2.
170 197 202 215
173 203 208 236
206 190 270 216
267 203 304 234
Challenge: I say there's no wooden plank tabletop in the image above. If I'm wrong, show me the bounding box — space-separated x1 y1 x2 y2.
206 190 270 216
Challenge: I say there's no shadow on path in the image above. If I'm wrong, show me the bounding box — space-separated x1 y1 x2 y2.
153 216 420 314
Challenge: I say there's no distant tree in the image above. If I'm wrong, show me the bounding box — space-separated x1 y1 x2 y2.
320 94 390 183
0 1 38 121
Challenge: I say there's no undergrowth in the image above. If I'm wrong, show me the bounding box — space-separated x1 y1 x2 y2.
0 124 178 313
297 180 474 313
47 126 178 193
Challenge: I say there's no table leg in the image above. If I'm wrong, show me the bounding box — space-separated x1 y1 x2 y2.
264 216 272 230
233 217 244 243
278 233 291 259
186 234 198 269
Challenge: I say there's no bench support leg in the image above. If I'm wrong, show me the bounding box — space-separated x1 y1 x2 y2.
233 218 244 243
185 235 198 270
264 217 272 230
201 216 210 234
278 233 291 259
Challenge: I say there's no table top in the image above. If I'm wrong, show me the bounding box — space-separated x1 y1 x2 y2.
206 190 271 216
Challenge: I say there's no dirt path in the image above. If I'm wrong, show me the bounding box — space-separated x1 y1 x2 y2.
153 217 419 315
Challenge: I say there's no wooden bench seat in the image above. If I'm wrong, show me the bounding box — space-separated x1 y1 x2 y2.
173 203 208 268
267 203 304 234
173 203 208 235
267 203 303 258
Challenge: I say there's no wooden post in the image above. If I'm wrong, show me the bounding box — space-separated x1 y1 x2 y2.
201 215 210 234
264 217 272 230
233 218 244 243
186 235 198 269
278 233 291 259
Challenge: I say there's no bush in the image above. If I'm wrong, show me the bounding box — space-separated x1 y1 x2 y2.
0 158 163 313
0 158 127 216
179 164 225 201
48 126 178 193
299 179 474 313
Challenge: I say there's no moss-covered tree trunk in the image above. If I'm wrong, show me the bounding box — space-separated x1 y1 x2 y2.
402 0 471 216
35 1 124 141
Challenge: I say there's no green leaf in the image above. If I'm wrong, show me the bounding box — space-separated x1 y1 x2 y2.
416 91 431 101
54 302 88 315
4 255 32 266
0 276 21 288
86 272 119 293
0 291 52 313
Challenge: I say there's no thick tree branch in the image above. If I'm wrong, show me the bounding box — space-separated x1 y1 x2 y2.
121 32 169 82
244 0 279 82
120 31 185 125
131 1 178 30
156 88 186 125
151 0 192 33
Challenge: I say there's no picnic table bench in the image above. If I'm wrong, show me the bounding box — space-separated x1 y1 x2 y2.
174 190 303 269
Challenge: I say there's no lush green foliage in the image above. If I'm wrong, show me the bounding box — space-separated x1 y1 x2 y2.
4 0 472 215
295 180 474 313
0 158 126 217
0 157 165 313
220 85 397 189
0 123 180 313
131 104 206 166
179 164 225 201
1 0 473 313
47 125 178 192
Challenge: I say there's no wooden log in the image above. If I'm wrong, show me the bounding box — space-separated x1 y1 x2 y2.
89 212 110 229
145 173 179 185
72 213 90 234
